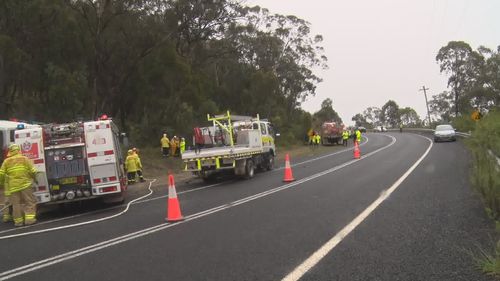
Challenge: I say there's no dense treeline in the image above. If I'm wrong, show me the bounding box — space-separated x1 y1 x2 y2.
0 0 331 145
351 100 422 129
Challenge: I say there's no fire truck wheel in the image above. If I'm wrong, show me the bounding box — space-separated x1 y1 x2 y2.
244 159 255 179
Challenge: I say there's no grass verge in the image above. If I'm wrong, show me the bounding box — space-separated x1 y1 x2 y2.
465 109 500 276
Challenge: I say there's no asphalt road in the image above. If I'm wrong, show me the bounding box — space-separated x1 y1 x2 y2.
0 133 495 281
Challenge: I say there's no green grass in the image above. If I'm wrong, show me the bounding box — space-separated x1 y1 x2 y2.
465 109 500 276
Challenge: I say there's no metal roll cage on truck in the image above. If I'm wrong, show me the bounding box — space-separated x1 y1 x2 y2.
182 111 277 182
12 117 127 205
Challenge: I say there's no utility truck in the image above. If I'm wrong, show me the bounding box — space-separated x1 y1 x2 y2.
14 118 127 205
182 111 276 181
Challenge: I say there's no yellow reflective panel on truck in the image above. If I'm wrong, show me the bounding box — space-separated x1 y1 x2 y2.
261 136 274 145
60 177 77 185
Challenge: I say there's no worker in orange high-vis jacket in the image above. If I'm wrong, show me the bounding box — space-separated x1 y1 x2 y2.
0 144 38 227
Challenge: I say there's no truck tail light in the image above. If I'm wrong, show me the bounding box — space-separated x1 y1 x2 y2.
102 186 117 193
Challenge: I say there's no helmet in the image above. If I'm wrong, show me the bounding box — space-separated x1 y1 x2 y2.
8 144 20 153
127 149 133 155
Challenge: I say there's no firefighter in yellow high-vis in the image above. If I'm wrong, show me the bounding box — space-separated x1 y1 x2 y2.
132 148 145 182
2 149 13 223
160 134 170 157
0 144 38 227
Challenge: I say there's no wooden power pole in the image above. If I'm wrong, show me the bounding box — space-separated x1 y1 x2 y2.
419 86 431 127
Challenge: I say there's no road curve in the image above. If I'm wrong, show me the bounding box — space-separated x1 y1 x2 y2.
0 133 494 281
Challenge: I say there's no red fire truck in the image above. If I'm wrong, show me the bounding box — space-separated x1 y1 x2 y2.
14 119 127 205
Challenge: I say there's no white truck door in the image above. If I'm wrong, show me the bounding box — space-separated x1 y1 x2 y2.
15 127 51 203
84 120 121 195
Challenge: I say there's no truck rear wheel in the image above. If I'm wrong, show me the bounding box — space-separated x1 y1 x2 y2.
244 159 254 179
266 155 275 171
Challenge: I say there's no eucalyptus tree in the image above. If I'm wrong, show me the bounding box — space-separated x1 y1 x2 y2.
362 106 381 127
429 91 453 123
380 100 400 127
436 41 484 115
398 107 421 127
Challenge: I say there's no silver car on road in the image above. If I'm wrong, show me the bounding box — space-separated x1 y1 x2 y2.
434 124 456 142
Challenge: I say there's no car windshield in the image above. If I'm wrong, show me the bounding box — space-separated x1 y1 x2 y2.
436 125 454 131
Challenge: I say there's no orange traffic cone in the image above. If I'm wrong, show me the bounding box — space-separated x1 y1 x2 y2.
283 153 295 182
166 174 184 222
353 142 361 159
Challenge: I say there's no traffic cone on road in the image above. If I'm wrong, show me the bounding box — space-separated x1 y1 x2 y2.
353 142 361 159
166 174 184 222
283 153 295 182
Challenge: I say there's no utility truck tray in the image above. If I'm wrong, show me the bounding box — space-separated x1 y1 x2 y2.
182 145 263 160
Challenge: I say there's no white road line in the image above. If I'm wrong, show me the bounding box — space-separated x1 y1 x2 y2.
281 135 433 281
0 180 160 240
0 182 226 236
0 135 394 280
0 137 371 234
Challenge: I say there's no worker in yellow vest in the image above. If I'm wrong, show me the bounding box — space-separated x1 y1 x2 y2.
355 128 361 145
180 137 186 155
342 130 350 146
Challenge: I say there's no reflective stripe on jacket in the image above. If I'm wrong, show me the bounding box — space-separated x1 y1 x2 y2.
0 153 37 195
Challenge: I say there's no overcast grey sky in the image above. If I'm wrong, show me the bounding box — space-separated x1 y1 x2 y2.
246 0 500 125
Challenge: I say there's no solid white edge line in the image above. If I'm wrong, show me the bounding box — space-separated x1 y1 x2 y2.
0 181 225 236
0 134 394 280
281 134 433 281
0 137 368 235
0 180 158 240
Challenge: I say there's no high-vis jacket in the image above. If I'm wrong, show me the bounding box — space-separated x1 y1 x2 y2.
342 131 349 140
0 150 37 196
355 130 361 142
180 139 186 154
125 150 140 172
161 136 170 148
315 135 321 144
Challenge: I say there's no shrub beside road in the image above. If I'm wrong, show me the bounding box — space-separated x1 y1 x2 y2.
459 110 500 276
